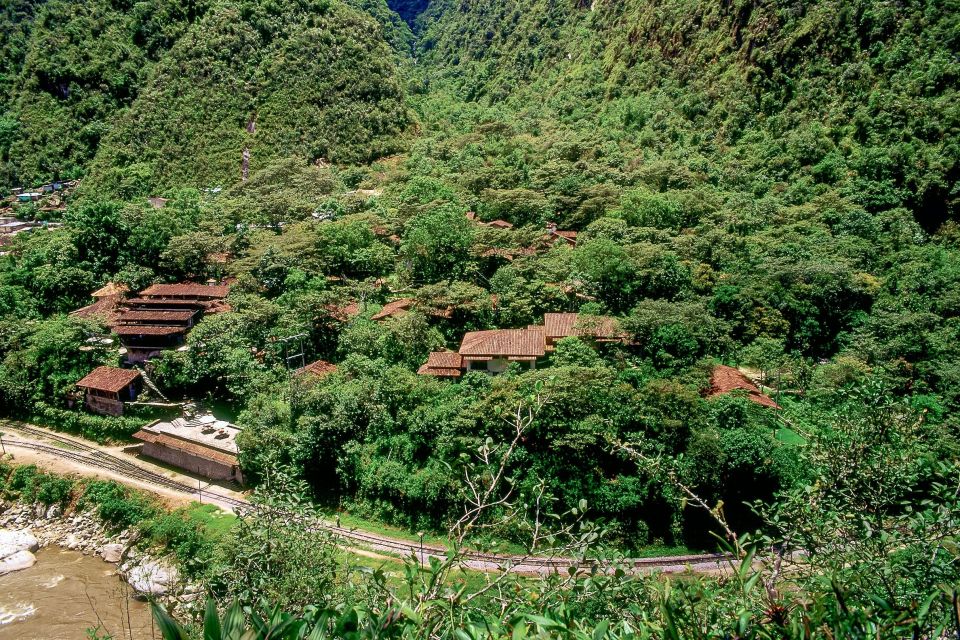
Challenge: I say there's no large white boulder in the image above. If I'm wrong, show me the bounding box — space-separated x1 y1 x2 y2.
0 528 39 556
0 529 40 576
0 549 36 575
127 560 179 596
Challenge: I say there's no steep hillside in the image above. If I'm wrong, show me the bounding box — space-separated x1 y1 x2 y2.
416 0 959 230
0 0 210 186
0 0 41 106
84 0 411 199
0 0 412 194
386 0 430 26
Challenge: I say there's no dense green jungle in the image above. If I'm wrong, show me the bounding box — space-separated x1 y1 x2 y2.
0 0 958 637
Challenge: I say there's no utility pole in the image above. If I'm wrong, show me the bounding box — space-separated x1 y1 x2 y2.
278 332 309 415
278 332 308 372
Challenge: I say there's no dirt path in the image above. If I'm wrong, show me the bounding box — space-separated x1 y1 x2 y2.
0 421 732 576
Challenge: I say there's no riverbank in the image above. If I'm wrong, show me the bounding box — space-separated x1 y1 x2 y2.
0 501 202 618
0 547 155 639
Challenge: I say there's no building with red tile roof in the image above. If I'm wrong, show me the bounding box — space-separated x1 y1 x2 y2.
325 301 361 322
543 223 578 247
70 296 123 327
371 298 414 321
707 365 780 409
416 312 627 379
113 325 188 337
134 415 243 483
114 310 198 326
139 283 231 299
70 282 131 326
417 351 464 378
459 328 546 374
75 366 141 416
543 313 626 349
297 360 338 379
112 282 231 363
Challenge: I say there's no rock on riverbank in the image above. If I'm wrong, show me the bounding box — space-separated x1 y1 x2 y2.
0 527 39 575
0 501 202 616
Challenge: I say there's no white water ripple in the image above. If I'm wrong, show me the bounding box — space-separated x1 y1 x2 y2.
40 575 64 589
0 602 37 626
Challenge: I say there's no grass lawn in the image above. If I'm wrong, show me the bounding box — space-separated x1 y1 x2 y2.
341 551 524 596
185 502 238 539
775 427 807 445
325 509 532 556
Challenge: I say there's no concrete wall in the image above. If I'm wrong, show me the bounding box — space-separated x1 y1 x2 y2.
141 442 242 483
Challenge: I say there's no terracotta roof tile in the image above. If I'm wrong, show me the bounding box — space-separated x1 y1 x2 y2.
325 301 360 322
371 298 413 321
459 329 545 358
115 310 196 324
70 295 122 326
204 299 232 314
544 313 623 340
134 430 237 466
123 297 206 307
298 360 338 378
486 220 514 229
112 325 187 337
76 366 141 393
427 351 463 368
139 283 230 298
417 351 464 377
707 365 780 409
543 230 578 247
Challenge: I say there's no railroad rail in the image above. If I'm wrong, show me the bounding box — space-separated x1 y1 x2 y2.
0 423 731 573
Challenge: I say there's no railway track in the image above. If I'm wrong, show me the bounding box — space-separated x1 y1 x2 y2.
1 423 250 511
0 423 731 572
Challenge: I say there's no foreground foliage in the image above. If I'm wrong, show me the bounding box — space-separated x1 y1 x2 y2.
150 390 959 638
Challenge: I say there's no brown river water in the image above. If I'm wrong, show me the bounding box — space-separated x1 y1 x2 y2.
0 547 156 639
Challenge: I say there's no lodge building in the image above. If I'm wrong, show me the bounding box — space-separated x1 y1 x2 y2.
418 312 626 378
75 366 142 416
134 415 244 484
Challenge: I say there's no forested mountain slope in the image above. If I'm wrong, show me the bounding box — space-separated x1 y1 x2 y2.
84 0 411 199
0 0 211 185
0 0 412 193
417 0 958 230
0 4 959 632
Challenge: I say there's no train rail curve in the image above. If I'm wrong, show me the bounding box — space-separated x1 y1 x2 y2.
0 423 732 574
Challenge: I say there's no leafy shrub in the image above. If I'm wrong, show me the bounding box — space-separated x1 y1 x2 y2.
78 480 157 529
141 511 213 576
32 404 144 442
33 475 74 505
0 461 11 492
6 464 38 495
4 464 75 505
